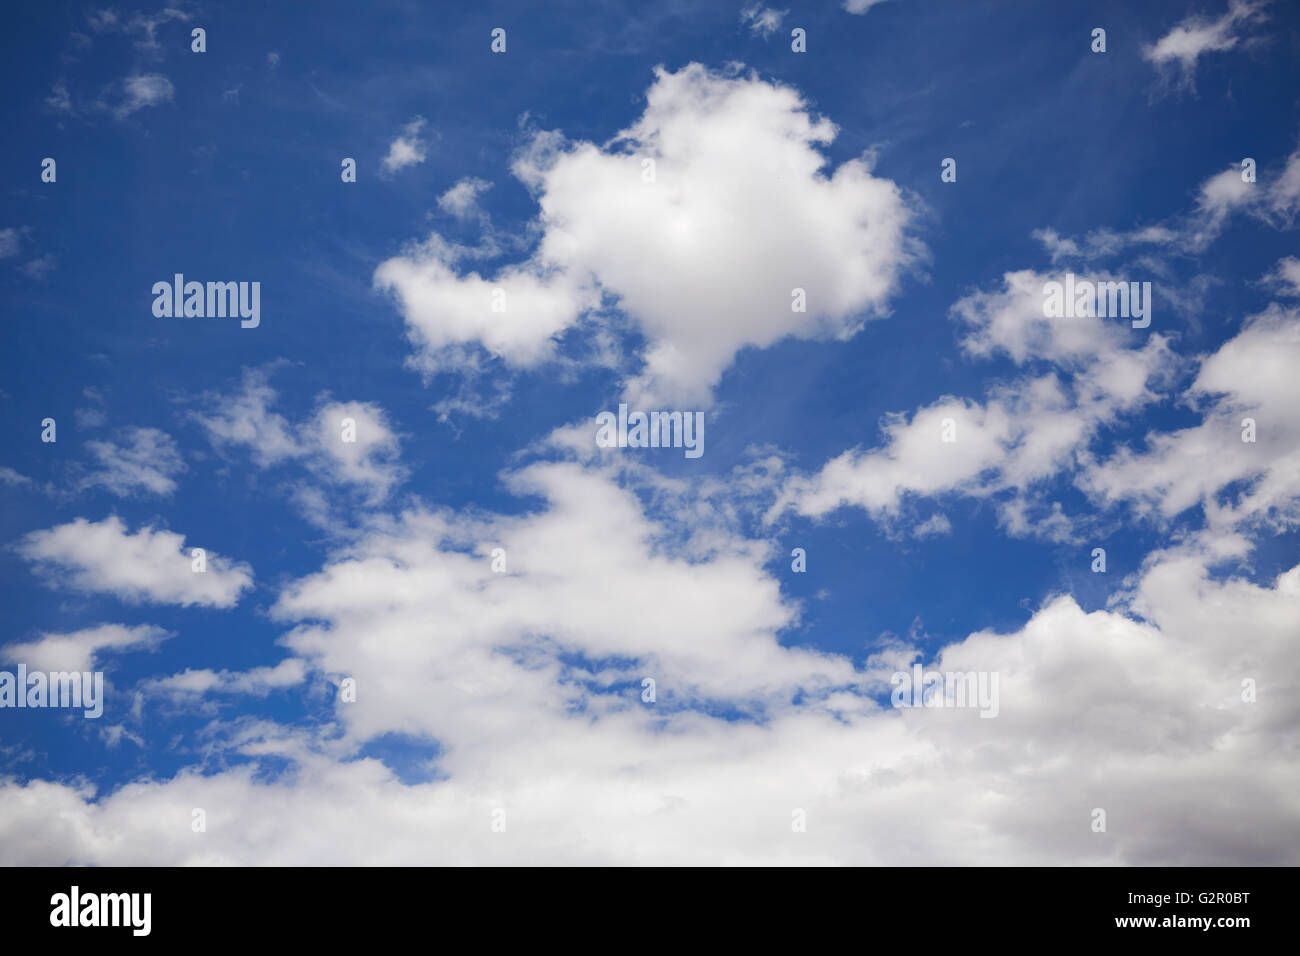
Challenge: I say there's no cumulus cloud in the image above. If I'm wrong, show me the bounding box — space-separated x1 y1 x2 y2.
17 516 253 608
775 269 1173 535
2 623 171 673
190 368 301 467
191 368 407 512
1081 302 1300 533
437 177 492 220
375 63 918 406
141 659 307 698
0 474 1296 864
78 426 186 497
381 117 429 174
308 400 405 504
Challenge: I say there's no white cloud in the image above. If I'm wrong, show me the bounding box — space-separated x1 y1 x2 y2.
191 368 301 467
740 5 787 37
79 427 186 497
0 467 33 489
309 401 405 504
141 659 307 698
192 369 407 510
775 269 1174 533
374 235 599 373
88 7 188 51
1081 302 1300 532
1035 145 1300 263
76 386 108 430
0 484 1296 864
375 64 918 406
114 73 173 119
46 81 73 113
18 516 253 608
2 624 171 673
272 460 851 711
1143 0 1269 88
844 0 895 13
381 117 429 174
437 177 492 220
1266 256 1300 296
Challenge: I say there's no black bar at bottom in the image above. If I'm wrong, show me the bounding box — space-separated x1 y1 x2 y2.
0 866 1285 941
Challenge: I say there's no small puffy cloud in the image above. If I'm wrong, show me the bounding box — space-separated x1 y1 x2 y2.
141 658 307 698
374 237 599 372
381 117 429 175
1197 166 1257 219
192 369 407 507
191 368 301 467
1143 0 1269 88
310 401 406 504
2 624 171 673
79 427 186 497
114 73 173 119
844 0 894 13
18 516 254 608
0 228 18 258
740 5 786 37
1266 256 1300 296
437 177 492 220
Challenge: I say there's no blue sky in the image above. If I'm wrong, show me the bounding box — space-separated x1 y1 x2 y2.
1 0 1298 864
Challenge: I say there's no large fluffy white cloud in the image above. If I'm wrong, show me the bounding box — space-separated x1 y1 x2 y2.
0 474 1295 864
375 63 918 406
